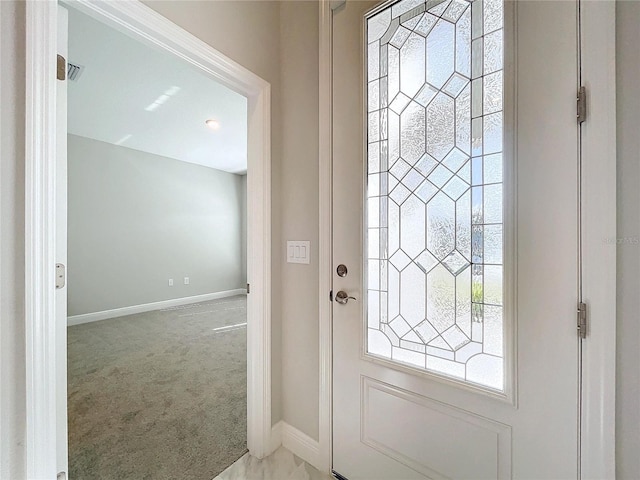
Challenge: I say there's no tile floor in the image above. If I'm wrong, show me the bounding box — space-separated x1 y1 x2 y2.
214 447 333 480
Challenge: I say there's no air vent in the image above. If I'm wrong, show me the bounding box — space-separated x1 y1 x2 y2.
67 62 85 82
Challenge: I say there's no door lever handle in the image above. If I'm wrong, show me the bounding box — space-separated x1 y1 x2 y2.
335 291 356 305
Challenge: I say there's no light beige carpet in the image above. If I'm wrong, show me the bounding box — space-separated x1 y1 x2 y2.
67 296 247 480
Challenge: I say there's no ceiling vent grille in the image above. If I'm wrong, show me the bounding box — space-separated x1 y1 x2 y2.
67 62 84 82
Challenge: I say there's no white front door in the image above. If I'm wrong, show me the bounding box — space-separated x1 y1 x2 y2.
331 0 580 478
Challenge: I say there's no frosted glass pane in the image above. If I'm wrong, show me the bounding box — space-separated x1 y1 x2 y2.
426 20 455 88
366 0 505 392
484 265 502 306
483 0 503 34
483 71 503 114
368 80 380 113
483 29 503 75
484 224 502 264
466 354 503 390
415 13 438 37
456 84 471 154
368 173 380 197
484 183 502 223
400 33 426 97
388 46 400 100
443 0 469 23
368 290 380 328
392 0 423 19
400 263 426 327
427 192 455 260
456 6 471 77
368 329 392 357
393 347 426 368
400 195 426 258
401 102 426 164
427 264 455 332
483 112 502 154
456 189 472 260
368 42 379 80
483 305 503 356
426 93 455 160
368 142 380 173
484 153 502 183
369 9 392 43
369 228 380 260
369 111 380 142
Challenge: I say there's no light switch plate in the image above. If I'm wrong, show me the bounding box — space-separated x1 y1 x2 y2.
287 241 310 264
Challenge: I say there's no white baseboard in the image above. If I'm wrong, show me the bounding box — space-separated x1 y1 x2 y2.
271 421 323 473
67 289 247 326
270 421 283 455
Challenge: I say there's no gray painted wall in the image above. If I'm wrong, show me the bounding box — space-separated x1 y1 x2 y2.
67 134 246 316
0 2 26 476
241 174 247 286
616 2 640 478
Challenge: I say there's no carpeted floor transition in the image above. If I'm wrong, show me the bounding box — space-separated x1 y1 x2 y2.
67 295 247 480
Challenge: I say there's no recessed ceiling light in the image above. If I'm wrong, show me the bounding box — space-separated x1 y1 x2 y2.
205 119 220 130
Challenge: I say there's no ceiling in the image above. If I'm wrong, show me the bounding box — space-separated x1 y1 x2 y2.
67 7 248 174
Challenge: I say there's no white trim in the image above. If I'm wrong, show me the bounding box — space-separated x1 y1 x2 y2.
318 0 334 474
25 2 58 477
25 0 272 477
67 289 247 326
281 422 323 473
270 420 283 454
579 0 617 478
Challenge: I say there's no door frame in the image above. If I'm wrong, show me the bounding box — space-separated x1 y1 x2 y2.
25 0 273 477
317 0 617 477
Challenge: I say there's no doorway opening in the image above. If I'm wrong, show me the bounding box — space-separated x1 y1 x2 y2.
24 2 273 478
64 6 250 478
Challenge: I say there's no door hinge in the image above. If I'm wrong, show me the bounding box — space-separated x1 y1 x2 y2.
57 54 66 81
246 283 250 294
329 290 333 302
577 86 587 124
55 263 66 289
577 301 587 339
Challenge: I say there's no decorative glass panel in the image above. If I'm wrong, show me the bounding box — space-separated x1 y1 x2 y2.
366 0 504 391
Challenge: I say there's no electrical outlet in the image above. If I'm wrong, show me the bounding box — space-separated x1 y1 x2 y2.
168 279 174 287
184 277 190 285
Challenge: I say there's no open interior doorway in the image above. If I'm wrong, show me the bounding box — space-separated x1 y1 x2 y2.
64 6 249 478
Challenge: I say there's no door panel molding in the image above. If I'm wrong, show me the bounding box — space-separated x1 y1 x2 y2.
25 1 273 477
361 376 512 479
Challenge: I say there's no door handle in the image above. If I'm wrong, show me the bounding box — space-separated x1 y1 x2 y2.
335 291 357 305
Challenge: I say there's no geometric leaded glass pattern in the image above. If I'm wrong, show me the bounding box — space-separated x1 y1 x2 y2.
366 0 504 391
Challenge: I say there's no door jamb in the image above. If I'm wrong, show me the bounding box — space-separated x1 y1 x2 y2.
318 0 334 472
578 1 617 477
317 0 617 477
25 1 273 477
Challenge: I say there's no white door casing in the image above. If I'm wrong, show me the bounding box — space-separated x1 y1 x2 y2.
331 0 584 478
56 6 69 476
26 1 273 477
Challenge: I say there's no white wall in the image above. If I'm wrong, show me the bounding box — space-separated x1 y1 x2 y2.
616 1 640 478
67 134 246 317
